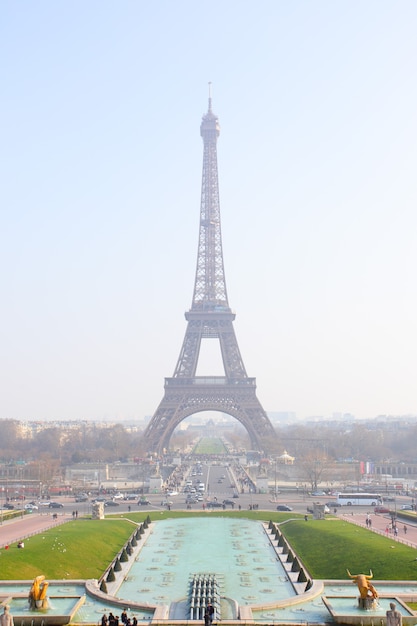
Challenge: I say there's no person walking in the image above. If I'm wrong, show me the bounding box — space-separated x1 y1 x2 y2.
207 602 214 624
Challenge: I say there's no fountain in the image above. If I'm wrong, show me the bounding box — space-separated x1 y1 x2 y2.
28 577 49 611
347 569 379 610
321 571 416 625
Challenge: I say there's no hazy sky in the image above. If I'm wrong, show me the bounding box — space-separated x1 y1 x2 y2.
2 1 417 423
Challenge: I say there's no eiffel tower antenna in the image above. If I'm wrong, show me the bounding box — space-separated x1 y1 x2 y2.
143 95 277 455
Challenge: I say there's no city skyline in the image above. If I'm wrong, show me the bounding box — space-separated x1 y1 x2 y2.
2 2 417 423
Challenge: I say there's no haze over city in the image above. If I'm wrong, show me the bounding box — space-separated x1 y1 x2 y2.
2 1 417 424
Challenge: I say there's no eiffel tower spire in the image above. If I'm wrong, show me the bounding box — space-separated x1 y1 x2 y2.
191 87 228 310
143 95 277 455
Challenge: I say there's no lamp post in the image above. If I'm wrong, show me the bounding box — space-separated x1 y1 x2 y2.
274 459 277 499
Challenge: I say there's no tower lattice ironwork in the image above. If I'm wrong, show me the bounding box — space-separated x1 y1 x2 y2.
144 95 277 454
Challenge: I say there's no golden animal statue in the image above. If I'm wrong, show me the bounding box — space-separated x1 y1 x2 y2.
347 569 378 599
28 575 49 609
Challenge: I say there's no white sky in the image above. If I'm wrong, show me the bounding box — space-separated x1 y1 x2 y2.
1 1 417 423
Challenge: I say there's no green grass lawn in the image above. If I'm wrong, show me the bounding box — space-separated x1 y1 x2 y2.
0 519 136 580
280 518 417 580
192 438 228 454
1 512 417 583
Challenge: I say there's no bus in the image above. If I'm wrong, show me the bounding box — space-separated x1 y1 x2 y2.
336 493 382 506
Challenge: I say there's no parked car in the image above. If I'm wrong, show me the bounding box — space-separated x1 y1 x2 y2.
374 505 390 513
207 501 223 508
311 491 326 496
24 503 38 510
75 494 88 502
49 502 64 509
104 500 120 507
401 504 414 510
277 505 293 512
222 499 235 506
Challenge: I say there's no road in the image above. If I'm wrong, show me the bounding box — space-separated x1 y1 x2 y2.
2 462 416 550
2 496 417 550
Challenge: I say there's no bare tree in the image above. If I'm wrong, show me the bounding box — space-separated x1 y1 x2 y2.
297 450 331 491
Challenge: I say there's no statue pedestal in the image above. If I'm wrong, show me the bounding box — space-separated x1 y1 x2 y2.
92 502 104 520
149 476 163 492
358 597 378 610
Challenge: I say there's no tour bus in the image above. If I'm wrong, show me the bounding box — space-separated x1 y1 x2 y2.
336 493 382 506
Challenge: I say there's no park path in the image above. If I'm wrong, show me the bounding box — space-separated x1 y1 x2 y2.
0 511 71 549
340 510 417 550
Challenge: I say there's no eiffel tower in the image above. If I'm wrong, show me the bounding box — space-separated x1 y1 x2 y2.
144 93 277 455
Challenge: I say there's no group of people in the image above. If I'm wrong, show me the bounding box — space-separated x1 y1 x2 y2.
384 523 407 537
101 609 138 626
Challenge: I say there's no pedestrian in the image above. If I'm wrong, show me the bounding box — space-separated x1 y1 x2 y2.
207 602 214 624
404 525 407 535
121 609 128 624
101 614 108 626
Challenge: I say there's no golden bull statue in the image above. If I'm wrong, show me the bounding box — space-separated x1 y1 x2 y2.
347 569 378 599
28 575 49 609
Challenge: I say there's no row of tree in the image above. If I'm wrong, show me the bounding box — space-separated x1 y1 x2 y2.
1 417 417 466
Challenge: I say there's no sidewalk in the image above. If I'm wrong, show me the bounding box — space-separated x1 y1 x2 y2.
340 511 417 550
0 512 70 548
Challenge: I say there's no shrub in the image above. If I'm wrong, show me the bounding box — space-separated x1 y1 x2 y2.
106 568 115 582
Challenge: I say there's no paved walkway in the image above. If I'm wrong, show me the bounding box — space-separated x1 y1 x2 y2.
339 511 417 550
0 511 70 548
